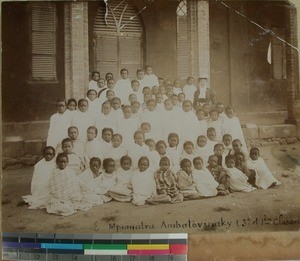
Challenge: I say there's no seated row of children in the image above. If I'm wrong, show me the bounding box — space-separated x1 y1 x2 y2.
23 133 280 216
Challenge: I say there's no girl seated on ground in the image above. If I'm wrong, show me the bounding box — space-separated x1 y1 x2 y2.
246 147 281 189
23 146 56 209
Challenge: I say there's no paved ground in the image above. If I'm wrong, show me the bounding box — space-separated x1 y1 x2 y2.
2 142 300 235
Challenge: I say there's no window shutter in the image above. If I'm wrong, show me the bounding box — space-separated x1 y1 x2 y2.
31 3 57 81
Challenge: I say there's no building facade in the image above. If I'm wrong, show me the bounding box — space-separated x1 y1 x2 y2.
2 0 299 124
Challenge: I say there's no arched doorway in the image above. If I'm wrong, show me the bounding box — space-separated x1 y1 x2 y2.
93 0 143 79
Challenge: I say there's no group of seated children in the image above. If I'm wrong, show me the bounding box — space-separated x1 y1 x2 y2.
22 67 281 216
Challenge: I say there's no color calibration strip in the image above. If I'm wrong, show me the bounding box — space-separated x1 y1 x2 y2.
2 233 187 260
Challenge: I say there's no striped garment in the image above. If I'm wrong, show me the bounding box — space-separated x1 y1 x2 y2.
154 168 178 197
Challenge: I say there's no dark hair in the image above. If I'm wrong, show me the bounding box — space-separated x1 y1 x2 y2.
131 79 139 85
145 138 155 146
180 158 191 168
68 126 78 132
193 156 203 165
146 99 156 106
87 89 97 96
250 147 260 155
214 143 224 150
168 133 179 140
62 138 73 146
121 155 132 164
225 155 235 163
78 98 88 106
183 141 194 149
208 155 218 162
112 133 123 140
120 68 128 74
156 140 167 150
102 128 113 136
131 101 140 106
103 158 115 169
90 157 101 166
43 146 55 156
222 134 232 140
232 139 242 145
67 98 77 106
56 152 68 164
91 71 100 78
160 156 170 165
87 126 98 136
207 127 216 134
134 130 145 139
138 156 149 166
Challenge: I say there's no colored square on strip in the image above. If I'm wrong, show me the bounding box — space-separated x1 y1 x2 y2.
41 243 83 250
170 244 188 254
84 249 127 255
84 244 127 250
127 249 170 255
127 244 169 250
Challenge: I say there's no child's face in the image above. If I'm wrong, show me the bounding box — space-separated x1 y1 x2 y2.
226 159 235 168
214 146 224 156
156 143 166 155
226 109 234 118
160 160 170 172
131 104 140 114
62 141 73 154
144 93 152 102
105 161 115 174
88 91 97 101
129 94 137 103
207 130 216 141
156 94 163 103
146 141 155 151
145 67 152 75
92 73 100 81
223 136 232 146
79 101 88 112
102 103 111 115
168 136 179 148
193 159 203 170
102 130 112 143
106 73 113 81
166 91 173 99
90 160 101 174
139 159 149 172
87 129 97 141
199 79 207 88
208 156 218 168
164 100 172 111
121 70 128 79
68 128 79 141
57 101 67 114
137 71 145 80
44 148 55 162
112 135 122 148
158 78 164 86
197 137 207 147
106 91 115 100
203 105 210 114
187 78 194 85
121 159 131 170
194 101 202 111
160 86 166 94
67 102 76 111
184 144 194 155
235 154 244 166
152 86 159 95
112 100 121 110
174 80 180 88
182 161 192 175
183 102 192 113
216 104 224 114
107 80 115 89
171 96 179 106
232 141 242 152
141 124 150 133
123 107 131 119
143 88 151 95
134 133 144 146
57 156 68 170
210 111 219 121
196 110 205 120
250 150 259 161
147 101 156 111
98 79 105 88
178 94 185 102
131 82 140 92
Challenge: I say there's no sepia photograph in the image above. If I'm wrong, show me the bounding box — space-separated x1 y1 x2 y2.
2 0 300 236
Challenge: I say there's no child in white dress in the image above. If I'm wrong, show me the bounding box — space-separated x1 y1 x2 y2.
23 146 56 209
192 157 218 197
109 155 134 202
194 135 212 165
225 155 256 193
180 141 196 162
247 147 281 189
131 157 156 206
84 126 102 167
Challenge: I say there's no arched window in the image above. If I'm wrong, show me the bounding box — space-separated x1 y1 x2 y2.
177 0 189 80
93 0 143 78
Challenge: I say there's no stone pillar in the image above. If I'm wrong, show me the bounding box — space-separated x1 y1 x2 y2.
284 4 300 125
188 0 210 85
64 2 89 100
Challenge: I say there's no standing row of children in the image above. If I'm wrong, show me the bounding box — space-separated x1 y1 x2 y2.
23 66 281 216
